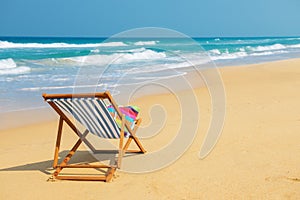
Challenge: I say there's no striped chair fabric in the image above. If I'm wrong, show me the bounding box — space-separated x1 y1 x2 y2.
47 97 122 139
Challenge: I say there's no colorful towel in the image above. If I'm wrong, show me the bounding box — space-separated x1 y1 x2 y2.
107 105 140 136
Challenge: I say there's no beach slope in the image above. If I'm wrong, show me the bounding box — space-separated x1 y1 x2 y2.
1 59 300 199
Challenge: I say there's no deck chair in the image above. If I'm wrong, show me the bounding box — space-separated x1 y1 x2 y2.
43 91 146 182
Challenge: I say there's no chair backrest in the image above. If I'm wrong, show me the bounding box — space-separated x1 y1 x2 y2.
47 97 121 139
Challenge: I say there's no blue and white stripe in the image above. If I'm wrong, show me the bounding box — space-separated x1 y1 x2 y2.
48 98 121 139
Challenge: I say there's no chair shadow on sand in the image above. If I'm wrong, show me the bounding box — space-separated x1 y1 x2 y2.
0 150 136 176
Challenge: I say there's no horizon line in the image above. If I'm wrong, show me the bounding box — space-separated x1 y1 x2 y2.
0 35 299 39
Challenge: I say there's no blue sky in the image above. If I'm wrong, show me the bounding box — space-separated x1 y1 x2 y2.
1 0 300 37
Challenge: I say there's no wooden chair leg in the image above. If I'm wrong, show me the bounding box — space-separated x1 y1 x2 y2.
123 137 146 153
53 117 63 168
123 137 133 151
52 129 117 182
105 167 116 182
123 119 146 153
53 138 83 177
117 115 125 168
53 130 88 177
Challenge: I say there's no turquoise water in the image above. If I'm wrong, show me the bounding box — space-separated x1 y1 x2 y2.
1 36 300 112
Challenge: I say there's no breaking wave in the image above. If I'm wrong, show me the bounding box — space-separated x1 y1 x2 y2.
0 58 30 75
0 40 127 48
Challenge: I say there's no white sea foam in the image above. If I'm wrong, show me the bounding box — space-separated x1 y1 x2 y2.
0 58 16 69
120 49 165 60
208 42 300 61
289 44 300 48
0 58 30 75
250 50 288 56
0 66 30 75
210 47 290 61
58 49 166 66
249 43 286 52
134 41 157 46
20 83 106 91
286 37 300 41
90 49 100 53
251 51 275 56
209 49 221 55
115 47 146 53
210 51 248 60
0 40 127 49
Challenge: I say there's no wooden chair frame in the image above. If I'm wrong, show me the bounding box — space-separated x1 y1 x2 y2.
43 91 146 182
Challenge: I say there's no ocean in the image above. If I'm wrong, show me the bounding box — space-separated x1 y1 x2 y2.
1 36 300 113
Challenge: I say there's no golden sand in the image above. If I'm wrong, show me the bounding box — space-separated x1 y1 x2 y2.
1 59 300 199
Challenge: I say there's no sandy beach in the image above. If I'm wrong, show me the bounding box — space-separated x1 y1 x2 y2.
1 58 300 199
